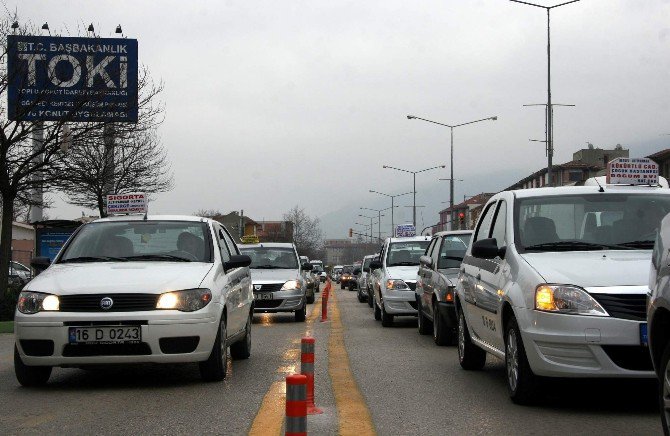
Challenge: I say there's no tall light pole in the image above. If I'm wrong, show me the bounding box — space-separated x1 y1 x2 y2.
369 190 413 236
354 222 372 243
407 115 497 211
361 206 395 242
382 165 445 227
358 214 380 243
510 0 580 186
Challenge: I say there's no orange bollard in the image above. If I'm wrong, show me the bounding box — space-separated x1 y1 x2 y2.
301 337 323 414
285 374 307 436
321 278 331 322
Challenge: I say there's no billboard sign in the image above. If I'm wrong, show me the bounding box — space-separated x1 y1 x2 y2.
395 224 416 238
7 35 138 122
606 157 659 185
107 193 147 214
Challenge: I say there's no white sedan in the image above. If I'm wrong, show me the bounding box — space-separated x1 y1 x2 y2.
14 215 253 386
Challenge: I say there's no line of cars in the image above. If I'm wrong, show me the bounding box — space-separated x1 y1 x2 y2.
350 174 670 432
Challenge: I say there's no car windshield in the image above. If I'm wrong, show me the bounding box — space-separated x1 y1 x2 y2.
311 264 324 273
342 266 353 274
438 234 472 269
386 241 431 266
362 257 373 269
58 221 212 263
515 193 670 252
239 247 299 269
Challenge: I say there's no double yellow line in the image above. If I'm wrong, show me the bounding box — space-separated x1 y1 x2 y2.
248 291 375 435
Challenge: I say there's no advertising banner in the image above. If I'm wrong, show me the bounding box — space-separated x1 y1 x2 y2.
107 193 147 214
606 157 659 185
395 224 416 238
7 35 138 122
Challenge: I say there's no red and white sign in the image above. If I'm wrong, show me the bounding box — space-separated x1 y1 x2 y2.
606 158 659 185
106 193 147 214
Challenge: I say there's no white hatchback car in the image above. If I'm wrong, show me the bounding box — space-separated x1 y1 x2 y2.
455 185 670 404
370 236 431 326
14 215 253 386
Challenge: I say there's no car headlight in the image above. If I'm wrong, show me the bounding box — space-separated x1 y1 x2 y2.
17 291 59 314
386 279 409 290
156 288 212 312
535 284 608 316
281 280 302 291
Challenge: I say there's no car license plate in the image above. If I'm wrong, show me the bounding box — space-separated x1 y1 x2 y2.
640 323 648 346
255 292 273 300
68 326 141 344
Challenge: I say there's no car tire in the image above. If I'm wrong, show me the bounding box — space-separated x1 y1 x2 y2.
14 345 51 387
433 302 453 346
381 300 394 327
660 341 670 434
417 299 431 335
357 288 365 303
367 287 374 308
457 310 486 370
505 316 541 405
306 293 315 304
199 314 228 382
230 314 252 360
340 283 345 290
374 298 382 321
295 304 306 322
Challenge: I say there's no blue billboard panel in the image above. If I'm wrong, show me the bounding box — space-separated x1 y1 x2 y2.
7 35 138 122
38 232 73 261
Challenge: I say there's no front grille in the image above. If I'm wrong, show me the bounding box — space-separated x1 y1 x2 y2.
59 294 159 312
602 345 653 371
590 294 646 321
406 282 417 292
253 283 283 293
159 336 200 354
20 340 54 356
254 300 283 309
63 343 152 357
408 300 418 310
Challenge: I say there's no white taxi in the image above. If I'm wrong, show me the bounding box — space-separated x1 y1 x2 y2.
14 215 253 386
370 236 431 326
455 181 670 404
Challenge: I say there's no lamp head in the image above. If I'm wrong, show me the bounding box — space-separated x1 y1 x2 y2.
115 25 122 34
440 165 446 168
11 21 18 30
41 22 49 31
87 23 95 33
491 116 498 121
407 115 415 120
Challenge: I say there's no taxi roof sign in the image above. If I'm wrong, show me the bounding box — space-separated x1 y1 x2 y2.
106 193 147 215
395 223 416 238
606 157 659 186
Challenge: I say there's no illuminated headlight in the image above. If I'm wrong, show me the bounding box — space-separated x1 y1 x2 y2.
17 292 59 314
386 279 409 290
281 280 302 291
535 284 608 316
156 288 212 312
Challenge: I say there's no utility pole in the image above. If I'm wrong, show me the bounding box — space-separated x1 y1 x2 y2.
29 122 44 223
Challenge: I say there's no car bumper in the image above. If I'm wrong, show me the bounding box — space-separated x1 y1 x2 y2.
253 289 305 313
517 307 654 378
382 290 417 315
14 305 222 367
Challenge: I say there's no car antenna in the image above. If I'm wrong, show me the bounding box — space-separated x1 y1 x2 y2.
594 177 605 193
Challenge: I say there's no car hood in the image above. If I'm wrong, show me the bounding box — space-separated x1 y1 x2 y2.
386 265 420 282
249 268 299 283
520 250 652 288
27 262 214 295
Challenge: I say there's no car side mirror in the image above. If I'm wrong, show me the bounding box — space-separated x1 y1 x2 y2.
224 254 252 272
472 239 505 260
363 267 370 273
31 256 51 272
419 255 433 268
353 268 361 275
370 260 382 270
302 263 313 271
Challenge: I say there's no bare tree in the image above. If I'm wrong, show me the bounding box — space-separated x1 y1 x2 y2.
283 205 323 258
193 209 223 218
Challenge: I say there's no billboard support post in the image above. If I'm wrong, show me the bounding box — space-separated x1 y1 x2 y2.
29 122 43 223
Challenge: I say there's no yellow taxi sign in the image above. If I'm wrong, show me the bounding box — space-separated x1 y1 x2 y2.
241 235 260 244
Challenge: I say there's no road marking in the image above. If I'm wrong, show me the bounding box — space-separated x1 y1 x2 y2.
329 291 376 435
248 294 323 436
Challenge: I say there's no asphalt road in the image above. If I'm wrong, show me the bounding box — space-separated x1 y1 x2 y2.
0 285 662 435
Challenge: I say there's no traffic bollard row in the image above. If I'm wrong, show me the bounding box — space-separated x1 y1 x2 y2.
285 374 307 436
320 278 331 322
301 337 323 414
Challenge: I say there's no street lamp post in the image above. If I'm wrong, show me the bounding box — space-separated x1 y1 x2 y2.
354 222 372 243
361 206 395 242
407 115 497 212
382 165 445 227
369 190 413 237
510 0 581 186
358 214 380 244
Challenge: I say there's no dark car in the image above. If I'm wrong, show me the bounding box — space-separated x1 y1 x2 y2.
415 230 472 345
340 265 355 290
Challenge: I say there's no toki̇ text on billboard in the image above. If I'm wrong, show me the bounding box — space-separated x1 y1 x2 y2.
7 35 138 122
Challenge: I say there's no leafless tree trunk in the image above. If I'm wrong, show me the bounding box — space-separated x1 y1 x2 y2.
283 205 323 258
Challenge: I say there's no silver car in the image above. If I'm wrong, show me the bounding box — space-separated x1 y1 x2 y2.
356 255 377 304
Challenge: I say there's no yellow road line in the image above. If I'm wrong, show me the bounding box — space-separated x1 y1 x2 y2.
308 293 322 323
329 291 376 436
248 380 285 436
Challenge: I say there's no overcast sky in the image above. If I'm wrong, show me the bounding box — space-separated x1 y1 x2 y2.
13 0 670 237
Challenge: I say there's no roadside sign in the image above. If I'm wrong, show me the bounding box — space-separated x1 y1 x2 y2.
241 235 260 244
395 224 416 237
7 35 138 122
606 157 659 185
106 193 147 214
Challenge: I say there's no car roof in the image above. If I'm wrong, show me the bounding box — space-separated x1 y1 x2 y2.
509 185 670 199
238 242 296 249
93 214 211 223
434 230 473 237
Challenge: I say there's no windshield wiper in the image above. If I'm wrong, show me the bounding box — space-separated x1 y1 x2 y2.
121 254 192 262
60 256 128 263
253 265 282 269
388 261 420 266
618 240 655 249
524 241 633 252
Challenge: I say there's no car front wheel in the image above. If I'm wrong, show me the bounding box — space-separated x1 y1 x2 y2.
295 304 306 322
14 345 52 387
505 317 540 405
417 299 431 335
230 313 252 360
381 300 394 327
199 315 228 382
457 310 486 370
659 342 670 434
